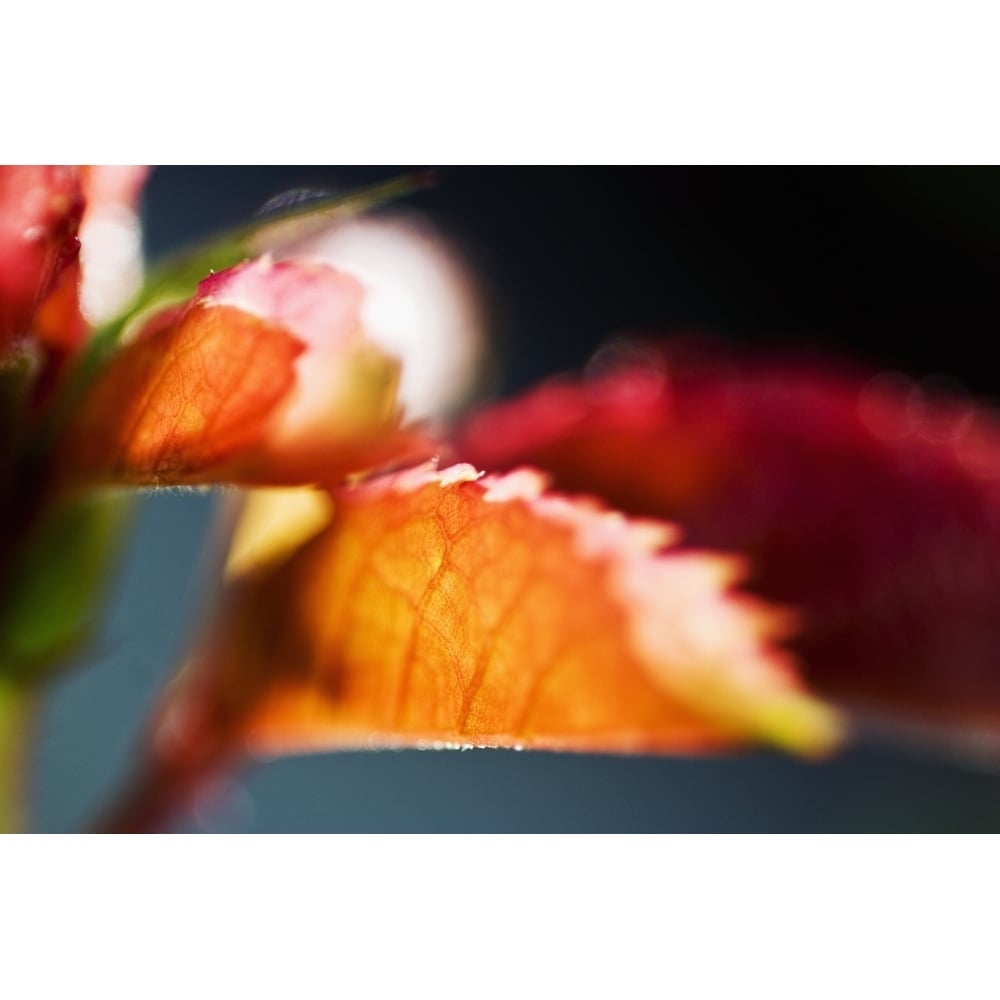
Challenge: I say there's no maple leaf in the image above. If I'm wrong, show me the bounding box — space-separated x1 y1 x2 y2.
455 338 1000 734
97 464 839 832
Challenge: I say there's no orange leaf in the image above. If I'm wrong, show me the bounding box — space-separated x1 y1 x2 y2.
68 304 303 483
150 466 839 779
65 258 433 487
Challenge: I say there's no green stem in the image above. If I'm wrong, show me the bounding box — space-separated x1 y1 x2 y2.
0 680 33 834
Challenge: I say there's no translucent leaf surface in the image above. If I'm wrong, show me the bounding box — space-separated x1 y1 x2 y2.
68 303 302 483
151 465 838 775
65 259 427 487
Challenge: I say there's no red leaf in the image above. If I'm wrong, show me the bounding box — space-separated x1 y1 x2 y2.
456 339 1000 729
0 166 83 352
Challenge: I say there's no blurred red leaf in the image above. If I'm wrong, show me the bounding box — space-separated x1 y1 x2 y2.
0 166 83 352
456 339 1000 729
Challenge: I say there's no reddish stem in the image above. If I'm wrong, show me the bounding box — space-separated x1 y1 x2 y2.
89 744 233 834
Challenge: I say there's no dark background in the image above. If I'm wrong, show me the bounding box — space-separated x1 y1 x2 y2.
33 167 1000 831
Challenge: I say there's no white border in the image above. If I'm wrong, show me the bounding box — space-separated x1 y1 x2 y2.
2 835 997 998
5 1 999 164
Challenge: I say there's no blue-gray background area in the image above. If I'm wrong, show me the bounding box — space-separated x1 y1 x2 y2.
33 166 1000 832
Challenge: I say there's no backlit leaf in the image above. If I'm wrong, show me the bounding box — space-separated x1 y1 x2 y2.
64 258 429 487
146 465 839 786
67 303 302 483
